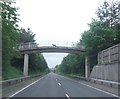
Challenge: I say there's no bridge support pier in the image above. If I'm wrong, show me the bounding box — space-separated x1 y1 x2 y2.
24 54 29 76
85 56 90 79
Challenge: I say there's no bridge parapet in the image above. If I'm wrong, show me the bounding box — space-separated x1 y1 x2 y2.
16 41 84 51
17 42 38 50
37 41 77 47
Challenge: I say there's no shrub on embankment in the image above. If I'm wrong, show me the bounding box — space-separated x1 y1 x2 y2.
2 1 49 80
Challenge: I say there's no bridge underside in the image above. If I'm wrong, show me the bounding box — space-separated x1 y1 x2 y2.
18 46 89 78
19 46 85 54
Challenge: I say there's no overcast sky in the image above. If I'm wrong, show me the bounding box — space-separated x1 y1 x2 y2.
15 0 103 68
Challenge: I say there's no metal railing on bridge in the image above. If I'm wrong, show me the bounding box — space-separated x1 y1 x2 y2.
16 41 84 50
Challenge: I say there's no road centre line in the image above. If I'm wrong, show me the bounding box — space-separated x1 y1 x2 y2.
58 83 61 86
9 77 44 97
60 75 119 98
66 94 70 99
56 78 70 98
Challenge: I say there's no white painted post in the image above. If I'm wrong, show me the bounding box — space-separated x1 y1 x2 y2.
102 51 104 64
85 56 90 78
119 43 120 62
98 53 100 64
109 48 111 63
24 54 29 76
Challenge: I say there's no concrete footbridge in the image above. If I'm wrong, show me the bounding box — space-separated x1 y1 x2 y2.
16 41 90 78
17 41 85 54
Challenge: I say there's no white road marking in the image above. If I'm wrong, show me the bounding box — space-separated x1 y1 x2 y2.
9 77 44 97
78 82 120 98
58 83 61 86
66 94 70 99
60 75 120 98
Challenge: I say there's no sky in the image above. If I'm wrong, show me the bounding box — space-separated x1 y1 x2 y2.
15 0 103 68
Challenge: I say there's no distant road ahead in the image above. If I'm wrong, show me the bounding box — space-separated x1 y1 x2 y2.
11 73 118 98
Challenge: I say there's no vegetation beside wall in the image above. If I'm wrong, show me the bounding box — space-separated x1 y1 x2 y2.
56 0 120 76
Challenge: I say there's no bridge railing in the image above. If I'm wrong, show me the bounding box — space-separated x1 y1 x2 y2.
37 41 76 47
17 42 38 50
16 41 84 50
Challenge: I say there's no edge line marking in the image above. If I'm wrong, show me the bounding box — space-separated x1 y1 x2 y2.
9 77 44 97
59 75 119 98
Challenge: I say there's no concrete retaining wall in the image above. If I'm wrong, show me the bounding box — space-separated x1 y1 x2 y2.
90 43 120 82
90 62 119 82
98 43 120 64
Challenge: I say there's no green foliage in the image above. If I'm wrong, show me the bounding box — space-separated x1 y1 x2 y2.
57 0 120 76
82 20 116 53
81 21 117 69
57 54 85 76
29 53 48 74
2 1 49 80
96 0 120 43
2 1 21 79
3 66 23 80
19 28 35 43
114 23 120 44
81 0 120 69
2 1 19 62
2 0 119 79
12 27 49 76
96 0 120 27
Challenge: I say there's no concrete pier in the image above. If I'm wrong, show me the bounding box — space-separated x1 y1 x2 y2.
24 54 29 76
85 57 90 78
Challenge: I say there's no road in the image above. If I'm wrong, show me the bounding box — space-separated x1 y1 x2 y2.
10 72 118 98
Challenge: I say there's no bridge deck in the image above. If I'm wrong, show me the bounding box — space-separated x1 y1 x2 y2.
16 42 86 54
18 46 86 54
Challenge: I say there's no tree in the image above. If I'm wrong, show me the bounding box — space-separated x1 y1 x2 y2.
57 0 120 76
2 1 21 79
19 28 35 43
81 20 116 69
96 0 120 27
57 53 85 76
0 0 24 79
12 28 49 75
80 0 120 69
2 1 49 79
114 23 120 44
96 0 120 44
28 53 48 74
